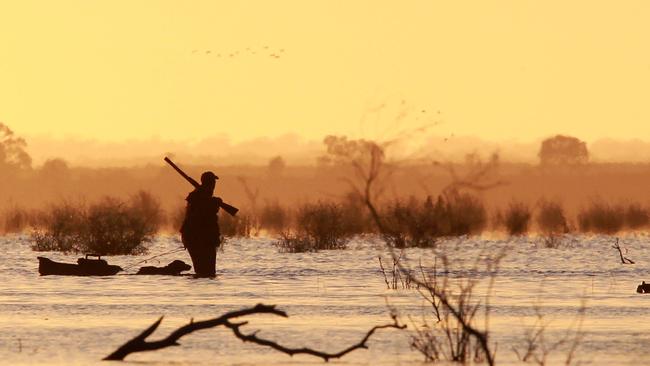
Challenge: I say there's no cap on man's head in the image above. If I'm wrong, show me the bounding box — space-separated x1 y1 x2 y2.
200 171 219 185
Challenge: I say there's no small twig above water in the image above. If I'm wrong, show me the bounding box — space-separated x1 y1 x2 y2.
612 238 634 264
378 251 413 289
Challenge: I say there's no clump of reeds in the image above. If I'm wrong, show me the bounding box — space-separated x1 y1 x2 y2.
31 202 83 252
625 203 649 230
31 191 162 255
338 192 371 236
168 204 186 232
259 201 289 235
274 232 315 253
442 192 487 236
128 190 166 232
220 212 253 238
536 200 568 235
381 197 436 248
504 201 531 236
535 200 569 248
1 205 40 234
577 201 625 234
381 193 486 248
274 201 351 252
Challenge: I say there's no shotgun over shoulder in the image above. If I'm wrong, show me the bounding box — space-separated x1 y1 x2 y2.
164 157 239 216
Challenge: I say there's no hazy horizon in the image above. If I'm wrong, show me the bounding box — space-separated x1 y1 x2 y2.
20 132 650 167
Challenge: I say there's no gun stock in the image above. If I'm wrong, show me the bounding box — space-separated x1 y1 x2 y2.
164 157 239 216
219 202 239 216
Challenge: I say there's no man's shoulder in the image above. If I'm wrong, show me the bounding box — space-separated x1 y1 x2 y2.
186 189 202 201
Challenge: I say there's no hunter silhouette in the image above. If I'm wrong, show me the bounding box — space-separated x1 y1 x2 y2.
180 171 222 277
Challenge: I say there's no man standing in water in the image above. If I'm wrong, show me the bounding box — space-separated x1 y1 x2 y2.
180 171 222 277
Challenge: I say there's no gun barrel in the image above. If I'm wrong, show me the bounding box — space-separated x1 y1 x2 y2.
164 157 200 188
164 157 239 216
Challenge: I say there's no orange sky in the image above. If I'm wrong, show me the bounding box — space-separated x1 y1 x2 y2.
1 1 649 144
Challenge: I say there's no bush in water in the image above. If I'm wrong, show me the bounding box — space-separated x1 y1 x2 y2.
31 191 162 255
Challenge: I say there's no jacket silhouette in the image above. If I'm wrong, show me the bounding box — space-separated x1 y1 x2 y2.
180 171 221 277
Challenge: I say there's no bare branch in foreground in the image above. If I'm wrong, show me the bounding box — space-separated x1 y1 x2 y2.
103 303 404 361
612 238 634 264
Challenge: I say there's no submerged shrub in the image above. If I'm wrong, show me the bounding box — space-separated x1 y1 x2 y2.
381 193 486 248
382 197 437 248
443 193 487 236
274 232 316 253
296 201 350 249
625 203 649 230
338 192 371 235
578 201 624 234
274 201 351 252
504 201 531 236
259 201 289 234
168 204 186 232
536 200 568 235
220 212 253 238
31 202 84 252
128 191 166 232
2 205 40 234
31 191 162 255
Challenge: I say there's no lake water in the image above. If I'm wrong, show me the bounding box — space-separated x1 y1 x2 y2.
2 233 650 365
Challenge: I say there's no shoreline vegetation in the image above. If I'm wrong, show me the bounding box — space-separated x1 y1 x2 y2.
1 190 648 254
2 125 650 254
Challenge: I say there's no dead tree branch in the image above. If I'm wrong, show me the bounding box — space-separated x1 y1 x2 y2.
104 303 404 362
223 316 405 361
612 238 634 264
327 138 500 366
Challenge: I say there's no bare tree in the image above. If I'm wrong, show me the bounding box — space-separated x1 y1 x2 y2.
440 152 505 196
104 303 404 361
323 136 501 365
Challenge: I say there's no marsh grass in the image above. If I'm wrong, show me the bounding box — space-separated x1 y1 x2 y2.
259 201 290 235
168 204 186 232
577 201 625 234
31 191 162 255
381 194 486 248
625 203 649 230
504 201 532 236
535 200 570 248
273 201 351 252
1 205 41 234
274 232 316 253
220 212 253 238
381 198 435 248
31 202 84 252
536 200 569 235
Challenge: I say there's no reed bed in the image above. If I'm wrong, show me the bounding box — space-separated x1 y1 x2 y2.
5 190 650 254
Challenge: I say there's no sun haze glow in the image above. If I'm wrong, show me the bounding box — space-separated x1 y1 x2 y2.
1 1 649 144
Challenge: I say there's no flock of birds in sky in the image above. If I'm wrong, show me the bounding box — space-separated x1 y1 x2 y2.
191 45 285 59
187 47 456 142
